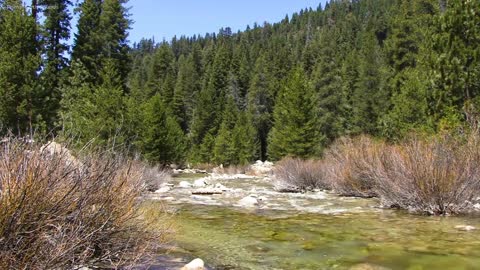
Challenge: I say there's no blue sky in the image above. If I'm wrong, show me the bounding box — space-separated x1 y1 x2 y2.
127 0 327 43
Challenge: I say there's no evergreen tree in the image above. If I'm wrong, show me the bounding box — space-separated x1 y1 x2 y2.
0 0 41 134
247 55 275 161
311 32 346 145
231 111 258 164
39 0 72 128
60 60 126 147
268 66 322 160
351 31 388 135
213 95 238 165
146 43 175 99
137 93 186 165
71 0 102 84
172 54 199 131
99 0 131 87
430 0 480 129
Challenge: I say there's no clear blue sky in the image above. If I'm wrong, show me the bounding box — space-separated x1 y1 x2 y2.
127 0 326 43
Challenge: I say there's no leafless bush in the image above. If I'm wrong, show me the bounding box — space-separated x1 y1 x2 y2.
141 164 172 192
373 134 480 215
212 164 251 175
273 157 329 192
0 138 171 269
323 136 382 197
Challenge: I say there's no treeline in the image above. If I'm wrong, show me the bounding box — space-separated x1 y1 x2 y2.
0 0 479 165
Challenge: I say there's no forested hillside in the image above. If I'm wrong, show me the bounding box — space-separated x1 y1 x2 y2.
0 0 479 165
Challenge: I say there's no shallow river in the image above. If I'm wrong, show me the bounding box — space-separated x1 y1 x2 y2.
146 174 480 270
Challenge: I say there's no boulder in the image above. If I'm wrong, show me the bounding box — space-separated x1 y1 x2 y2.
249 160 274 176
214 183 229 191
238 195 259 207
181 258 205 270
178 181 192 188
193 178 208 187
154 186 171 193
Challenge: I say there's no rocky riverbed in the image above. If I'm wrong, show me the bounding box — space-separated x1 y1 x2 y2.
143 170 480 270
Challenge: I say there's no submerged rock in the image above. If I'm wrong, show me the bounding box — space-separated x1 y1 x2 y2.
455 225 476 231
181 258 205 270
349 263 391 270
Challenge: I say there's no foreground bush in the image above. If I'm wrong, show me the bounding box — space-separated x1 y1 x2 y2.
323 136 382 197
273 157 329 192
0 139 169 269
374 135 480 215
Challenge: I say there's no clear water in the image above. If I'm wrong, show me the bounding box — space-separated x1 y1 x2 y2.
148 175 480 270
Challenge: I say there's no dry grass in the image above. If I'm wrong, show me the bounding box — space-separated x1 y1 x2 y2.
0 138 172 269
323 136 382 198
273 157 329 192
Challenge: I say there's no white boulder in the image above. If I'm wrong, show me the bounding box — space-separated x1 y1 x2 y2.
178 181 192 188
154 186 171 193
193 178 208 187
238 195 259 207
181 258 205 270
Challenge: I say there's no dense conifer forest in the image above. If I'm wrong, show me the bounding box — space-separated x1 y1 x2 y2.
0 0 479 165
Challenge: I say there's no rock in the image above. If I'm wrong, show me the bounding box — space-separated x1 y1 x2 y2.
40 141 79 167
154 186 171 193
181 258 205 270
178 181 192 188
238 195 259 207
455 225 476 231
249 160 274 176
473 203 480 210
191 188 223 195
349 263 391 270
214 183 229 191
193 178 208 187
161 183 174 187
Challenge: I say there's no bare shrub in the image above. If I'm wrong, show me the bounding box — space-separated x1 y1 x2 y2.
212 164 251 175
273 157 329 192
141 164 172 191
374 134 480 215
324 136 382 197
0 138 171 269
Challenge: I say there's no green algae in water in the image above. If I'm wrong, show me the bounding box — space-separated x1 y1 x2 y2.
167 204 480 270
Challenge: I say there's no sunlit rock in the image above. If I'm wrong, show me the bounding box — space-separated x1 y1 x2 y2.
154 186 171 193
178 181 192 188
193 178 208 187
237 195 259 207
181 258 205 270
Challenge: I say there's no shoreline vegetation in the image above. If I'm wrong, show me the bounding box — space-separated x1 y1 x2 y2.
0 138 172 269
273 132 480 216
1 132 480 268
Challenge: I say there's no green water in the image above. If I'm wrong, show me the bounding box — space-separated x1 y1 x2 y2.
150 175 480 270
167 204 480 270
